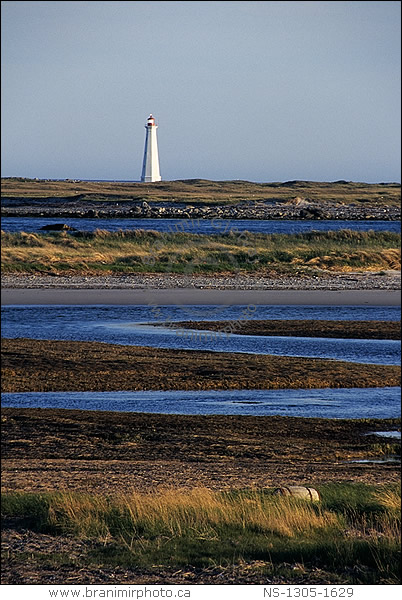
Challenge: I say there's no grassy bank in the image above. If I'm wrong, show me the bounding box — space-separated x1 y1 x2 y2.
2 177 400 205
2 484 400 584
1 229 400 275
2 337 400 392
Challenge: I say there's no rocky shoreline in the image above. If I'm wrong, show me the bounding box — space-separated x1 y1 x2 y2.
2 270 400 290
2 196 401 220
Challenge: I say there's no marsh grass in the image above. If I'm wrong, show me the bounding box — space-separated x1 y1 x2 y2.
2 484 400 583
1 229 400 274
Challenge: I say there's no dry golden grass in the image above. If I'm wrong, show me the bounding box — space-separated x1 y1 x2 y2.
45 488 339 541
5 483 400 549
2 483 400 584
374 489 401 512
1 229 400 274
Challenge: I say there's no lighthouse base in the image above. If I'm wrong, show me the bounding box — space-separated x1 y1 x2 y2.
141 175 162 183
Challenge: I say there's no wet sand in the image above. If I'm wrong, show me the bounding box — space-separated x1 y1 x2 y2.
1 287 401 305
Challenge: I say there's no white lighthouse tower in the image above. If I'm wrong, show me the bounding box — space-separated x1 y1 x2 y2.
140 114 161 182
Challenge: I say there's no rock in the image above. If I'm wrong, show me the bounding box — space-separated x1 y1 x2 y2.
273 486 320 502
85 210 99 218
2 199 400 221
129 207 142 216
39 223 77 231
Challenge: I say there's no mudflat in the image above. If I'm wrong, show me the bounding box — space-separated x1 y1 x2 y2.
162 319 401 339
2 337 400 392
2 407 400 496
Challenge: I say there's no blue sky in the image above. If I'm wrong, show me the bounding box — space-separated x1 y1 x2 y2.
1 1 400 182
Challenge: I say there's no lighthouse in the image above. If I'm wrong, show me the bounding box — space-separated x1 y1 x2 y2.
140 114 161 182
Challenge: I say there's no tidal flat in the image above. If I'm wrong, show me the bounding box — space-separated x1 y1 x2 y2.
157 319 401 340
2 407 400 493
1 248 401 584
2 337 400 393
2 330 400 584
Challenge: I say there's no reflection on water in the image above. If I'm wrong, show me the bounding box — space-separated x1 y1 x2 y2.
2 387 400 419
1 305 400 365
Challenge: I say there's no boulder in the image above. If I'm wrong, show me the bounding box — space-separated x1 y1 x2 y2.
39 223 77 231
273 486 320 502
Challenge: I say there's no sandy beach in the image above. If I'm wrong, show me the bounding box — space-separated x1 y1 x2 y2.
2 270 400 305
2 287 400 305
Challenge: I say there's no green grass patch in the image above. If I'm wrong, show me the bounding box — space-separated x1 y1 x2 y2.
2 484 400 583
